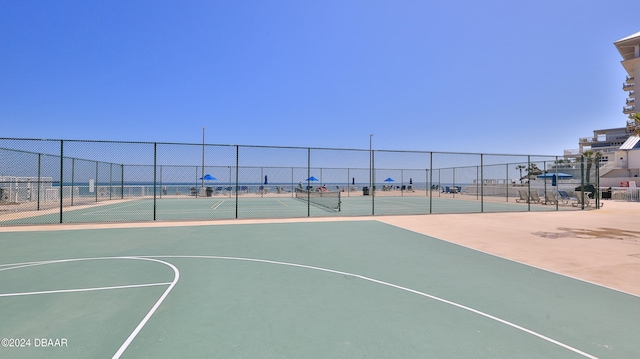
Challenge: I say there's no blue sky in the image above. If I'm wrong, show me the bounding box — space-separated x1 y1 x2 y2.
1 1 639 155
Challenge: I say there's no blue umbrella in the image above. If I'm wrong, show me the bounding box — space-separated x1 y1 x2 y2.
306 176 318 181
536 173 572 179
199 174 217 181
537 173 571 186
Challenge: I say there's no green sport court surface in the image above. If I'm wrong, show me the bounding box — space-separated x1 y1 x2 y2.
0 194 573 225
1 220 638 358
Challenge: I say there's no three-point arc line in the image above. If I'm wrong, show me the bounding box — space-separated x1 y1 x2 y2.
0 255 598 359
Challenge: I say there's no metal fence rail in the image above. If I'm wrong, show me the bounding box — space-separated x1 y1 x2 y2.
0 138 601 225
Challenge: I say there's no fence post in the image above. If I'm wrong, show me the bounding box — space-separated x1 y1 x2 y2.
542 160 547 201
505 163 509 203
121 164 124 200
527 156 531 212
580 155 585 210
153 143 157 221
476 165 480 200
109 163 113 201
452 167 456 199
595 157 600 209
59 140 63 223
371 149 375 215
307 148 311 217
429 152 433 214
480 154 484 213
235 145 239 219
71 158 75 206
37 153 41 211
95 161 99 203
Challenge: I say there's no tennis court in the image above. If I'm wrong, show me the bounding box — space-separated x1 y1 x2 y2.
0 193 573 225
1 202 639 358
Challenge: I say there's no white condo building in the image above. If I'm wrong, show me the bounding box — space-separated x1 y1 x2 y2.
557 31 640 188
604 31 640 186
615 31 639 118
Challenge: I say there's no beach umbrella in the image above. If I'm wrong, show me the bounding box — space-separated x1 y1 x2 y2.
306 176 318 182
264 175 268 184
409 178 413 185
537 173 571 186
199 174 217 181
384 177 394 182
536 173 572 179
352 177 355 185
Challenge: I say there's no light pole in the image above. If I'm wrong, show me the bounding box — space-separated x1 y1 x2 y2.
369 134 373 190
201 127 205 189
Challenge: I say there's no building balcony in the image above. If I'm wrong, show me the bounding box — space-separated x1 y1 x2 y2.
627 98 636 105
623 105 635 114
627 75 635 82
623 82 635 91
630 90 636 98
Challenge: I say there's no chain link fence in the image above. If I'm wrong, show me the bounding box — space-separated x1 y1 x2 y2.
0 138 600 225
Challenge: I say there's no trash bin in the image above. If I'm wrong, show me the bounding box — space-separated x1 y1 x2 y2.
363 186 369 196
601 187 612 200
206 186 213 197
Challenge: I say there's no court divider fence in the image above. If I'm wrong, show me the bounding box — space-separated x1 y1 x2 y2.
0 138 601 225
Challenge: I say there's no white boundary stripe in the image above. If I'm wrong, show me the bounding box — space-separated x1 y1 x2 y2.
0 257 179 359
0 255 598 358
0 282 172 297
210 200 225 210
111 257 179 359
147 255 599 359
81 202 147 215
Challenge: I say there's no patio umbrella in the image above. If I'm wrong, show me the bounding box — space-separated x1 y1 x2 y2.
536 173 572 179
199 174 217 181
537 173 571 186
352 177 355 185
306 176 318 182
409 178 413 185
264 175 268 185
384 178 394 182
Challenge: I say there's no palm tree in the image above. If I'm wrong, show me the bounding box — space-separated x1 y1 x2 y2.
582 150 596 183
516 165 526 184
526 163 543 177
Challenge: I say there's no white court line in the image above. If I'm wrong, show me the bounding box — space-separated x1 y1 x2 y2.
210 200 225 210
0 257 179 359
374 198 427 208
81 201 149 215
277 200 289 207
111 257 179 359
0 282 172 297
145 255 599 359
0 255 598 358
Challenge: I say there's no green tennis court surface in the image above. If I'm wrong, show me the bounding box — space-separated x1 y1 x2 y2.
1 220 637 358
1 195 571 225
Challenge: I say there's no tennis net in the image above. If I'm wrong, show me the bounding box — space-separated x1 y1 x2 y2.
294 187 341 211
